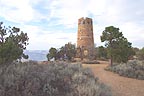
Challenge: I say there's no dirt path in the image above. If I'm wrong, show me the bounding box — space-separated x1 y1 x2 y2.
83 62 144 96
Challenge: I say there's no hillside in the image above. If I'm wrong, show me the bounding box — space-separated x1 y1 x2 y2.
24 50 48 61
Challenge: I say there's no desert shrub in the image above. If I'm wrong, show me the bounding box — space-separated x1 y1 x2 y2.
82 60 100 64
106 60 144 80
0 61 112 96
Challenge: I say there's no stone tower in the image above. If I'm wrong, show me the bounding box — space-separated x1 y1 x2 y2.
77 17 94 60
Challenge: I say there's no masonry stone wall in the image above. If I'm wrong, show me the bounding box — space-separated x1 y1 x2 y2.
77 17 94 60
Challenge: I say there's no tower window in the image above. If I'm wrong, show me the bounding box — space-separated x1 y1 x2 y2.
83 21 85 24
81 20 84 24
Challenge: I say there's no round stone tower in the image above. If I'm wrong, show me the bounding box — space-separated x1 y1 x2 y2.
77 17 94 60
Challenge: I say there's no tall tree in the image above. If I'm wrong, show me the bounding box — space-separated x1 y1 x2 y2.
110 37 135 63
47 47 57 61
101 26 134 66
47 43 76 61
63 42 76 60
0 22 29 64
58 42 76 61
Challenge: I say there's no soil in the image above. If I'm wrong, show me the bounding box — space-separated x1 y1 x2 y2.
83 61 144 96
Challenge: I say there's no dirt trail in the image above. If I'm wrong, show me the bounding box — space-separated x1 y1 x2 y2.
83 62 144 96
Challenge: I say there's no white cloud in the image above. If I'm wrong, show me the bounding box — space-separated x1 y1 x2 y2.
26 31 77 50
0 0 35 23
120 22 144 44
47 0 90 28
20 24 76 50
0 0 144 49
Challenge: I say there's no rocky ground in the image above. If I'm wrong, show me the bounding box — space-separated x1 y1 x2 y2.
83 61 144 96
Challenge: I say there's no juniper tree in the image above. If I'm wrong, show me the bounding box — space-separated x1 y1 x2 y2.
101 26 135 66
0 22 29 64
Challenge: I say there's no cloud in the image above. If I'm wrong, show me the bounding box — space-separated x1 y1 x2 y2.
0 0 35 23
46 0 90 28
92 0 144 48
26 31 77 50
20 24 76 50
120 22 144 47
0 0 144 49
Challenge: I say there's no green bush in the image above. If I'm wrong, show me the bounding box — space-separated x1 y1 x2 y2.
0 61 112 96
106 60 144 80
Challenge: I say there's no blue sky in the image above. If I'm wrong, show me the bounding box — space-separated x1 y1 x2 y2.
0 0 144 50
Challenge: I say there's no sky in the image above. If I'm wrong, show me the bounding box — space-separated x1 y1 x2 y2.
0 0 144 50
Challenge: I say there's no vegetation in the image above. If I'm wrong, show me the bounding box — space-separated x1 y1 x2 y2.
61 42 76 60
95 46 108 60
137 47 144 60
0 22 29 64
101 26 135 66
47 42 76 61
106 60 144 80
0 61 112 96
47 47 57 61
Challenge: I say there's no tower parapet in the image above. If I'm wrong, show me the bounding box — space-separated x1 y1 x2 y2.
77 17 94 60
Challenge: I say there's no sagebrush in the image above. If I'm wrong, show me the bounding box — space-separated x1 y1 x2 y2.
0 61 112 96
106 60 144 80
